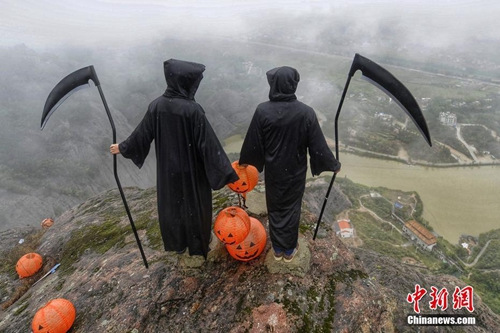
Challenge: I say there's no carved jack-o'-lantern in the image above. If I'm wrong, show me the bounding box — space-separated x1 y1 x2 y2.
227 161 259 194
226 217 267 262
32 298 76 333
41 218 54 229
16 252 43 279
214 206 250 245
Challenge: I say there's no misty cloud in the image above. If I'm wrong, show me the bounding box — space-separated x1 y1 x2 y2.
2 0 499 52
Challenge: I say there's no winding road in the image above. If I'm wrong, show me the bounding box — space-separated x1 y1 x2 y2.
357 195 402 235
459 240 493 268
456 124 479 162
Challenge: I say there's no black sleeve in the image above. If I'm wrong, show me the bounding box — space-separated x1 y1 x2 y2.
239 108 266 172
118 109 154 169
307 111 341 176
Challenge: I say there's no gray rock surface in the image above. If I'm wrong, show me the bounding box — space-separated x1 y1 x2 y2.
1 186 498 332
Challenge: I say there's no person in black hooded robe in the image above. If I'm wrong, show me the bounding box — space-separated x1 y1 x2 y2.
110 59 238 258
239 66 341 262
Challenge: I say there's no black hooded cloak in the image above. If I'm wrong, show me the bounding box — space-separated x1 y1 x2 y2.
119 59 238 258
239 66 341 251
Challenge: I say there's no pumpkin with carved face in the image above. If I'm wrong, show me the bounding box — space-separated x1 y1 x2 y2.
227 161 259 194
226 217 267 262
214 206 251 245
32 298 76 333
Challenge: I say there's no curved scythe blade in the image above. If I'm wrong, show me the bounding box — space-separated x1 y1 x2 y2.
40 66 149 268
350 53 432 146
41 66 100 130
314 53 432 240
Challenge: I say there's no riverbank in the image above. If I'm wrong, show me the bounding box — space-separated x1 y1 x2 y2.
326 153 500 244
342 146 500 168
228 134 500 169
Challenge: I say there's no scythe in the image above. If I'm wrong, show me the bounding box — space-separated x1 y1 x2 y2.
313 53 432 240
41 66 149 268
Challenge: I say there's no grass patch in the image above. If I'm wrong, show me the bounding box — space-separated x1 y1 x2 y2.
335 177 370 209
436 237 463 263
12 301 29 316
374 187 422 220
134 211 163 251
318 270 367 333
349 211 405 245
467 229 500 269
59 218 127 276
474 239 500 270
360 196 393 219
465 270 500 315
461 125 499 156
414 248 444 271
283 270 368 333
478 229 500 246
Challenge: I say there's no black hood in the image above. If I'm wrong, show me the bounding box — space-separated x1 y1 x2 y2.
266 66 300 102
163 59 205 100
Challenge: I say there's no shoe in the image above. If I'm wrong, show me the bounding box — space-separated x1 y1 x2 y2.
283 244 299 263
273 250 284 261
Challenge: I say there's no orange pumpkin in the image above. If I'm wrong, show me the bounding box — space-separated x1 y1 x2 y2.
16 253 43 278
226 217 267 262
214 206 251 245
227 161 259 194
32 298 76 333
41 218 54 229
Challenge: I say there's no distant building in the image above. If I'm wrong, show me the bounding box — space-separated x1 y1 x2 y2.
334 219 355 238
421 97 431 108
347 127 357 137
439 112 457 127
375 112 393 122
403 220 437 251
242 61 263 76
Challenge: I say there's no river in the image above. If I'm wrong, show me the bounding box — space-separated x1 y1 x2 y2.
224 135 500 244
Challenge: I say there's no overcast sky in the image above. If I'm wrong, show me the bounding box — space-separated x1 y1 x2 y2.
0 0 500 48
1 0 304 48
2 0 500 50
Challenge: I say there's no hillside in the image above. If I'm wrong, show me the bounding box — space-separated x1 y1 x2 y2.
1 185 499 332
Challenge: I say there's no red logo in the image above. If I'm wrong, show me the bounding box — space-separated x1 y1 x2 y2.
429 286 449 311
407 284 427 313
407 285 474 313
452 286 474 313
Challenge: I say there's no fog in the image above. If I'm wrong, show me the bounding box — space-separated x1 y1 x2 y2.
1 0 304 48
1 0 500 234
3 0 500 50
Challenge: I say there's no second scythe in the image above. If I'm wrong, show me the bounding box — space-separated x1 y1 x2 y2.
313 53 432 240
